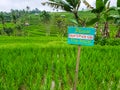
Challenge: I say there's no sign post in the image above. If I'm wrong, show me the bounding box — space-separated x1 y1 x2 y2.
73 45 81 90
68 27 96 90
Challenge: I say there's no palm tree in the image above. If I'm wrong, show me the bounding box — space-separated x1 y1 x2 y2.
25 6 30 25
42 0 85 26
26 6 30 12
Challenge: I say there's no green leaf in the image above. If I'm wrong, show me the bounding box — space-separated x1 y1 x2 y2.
86 18 99 26
117 0 120 7
104 0 109 5
66 0 80 8
61 1 73 12
96 0 104 10
69 19 78 25
117 0 120 14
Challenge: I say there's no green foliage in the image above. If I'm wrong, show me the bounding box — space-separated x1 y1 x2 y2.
3 27 13 36
40 11 51 23
0 37 120 89
42 0 81 12
117 0 120 15
95 37 120 45
54 14 68 36
0 12 5 25
117 0 120 7
0 10 118 38
96 0 104 12
42 0 84 26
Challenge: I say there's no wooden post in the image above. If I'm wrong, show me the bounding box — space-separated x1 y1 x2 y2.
73 45 81 90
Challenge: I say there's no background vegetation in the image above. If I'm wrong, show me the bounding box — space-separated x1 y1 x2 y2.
0 0 120 90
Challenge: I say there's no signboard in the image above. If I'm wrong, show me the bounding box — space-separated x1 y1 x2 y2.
68 27 96 46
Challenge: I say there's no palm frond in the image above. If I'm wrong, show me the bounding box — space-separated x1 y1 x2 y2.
65 0 81 10
104 0 109 5
42 1 63 9
70 19 78 25
87 18 99 26
42 0 73 12
76 0 81 11
83 0 94 9
106 1 110 9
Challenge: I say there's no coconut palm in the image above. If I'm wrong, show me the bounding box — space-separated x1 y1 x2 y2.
42 0 85 26
24 6 30 25
26 6 30 12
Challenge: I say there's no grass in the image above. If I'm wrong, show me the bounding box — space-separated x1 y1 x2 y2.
0 36 120 90
0 10 120 90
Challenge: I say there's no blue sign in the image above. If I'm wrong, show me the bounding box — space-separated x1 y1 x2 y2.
68 27 96 46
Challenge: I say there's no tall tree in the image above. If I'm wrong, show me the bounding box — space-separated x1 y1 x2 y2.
25 6 30 25
26 6 30 12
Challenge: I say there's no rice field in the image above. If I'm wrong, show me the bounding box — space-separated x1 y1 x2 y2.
0 36 120 90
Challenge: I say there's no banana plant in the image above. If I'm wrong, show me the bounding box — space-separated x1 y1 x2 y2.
111 0 120 38
83 0 113 38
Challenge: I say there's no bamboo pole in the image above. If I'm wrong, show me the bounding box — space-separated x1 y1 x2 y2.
73 45 81 90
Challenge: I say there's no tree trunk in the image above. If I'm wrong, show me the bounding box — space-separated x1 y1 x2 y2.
116 27 120 38
74 12 80 24
103 21 110 38
73 46 81 90
73 12 85 26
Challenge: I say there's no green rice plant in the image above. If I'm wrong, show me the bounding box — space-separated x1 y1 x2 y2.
0 39 120 90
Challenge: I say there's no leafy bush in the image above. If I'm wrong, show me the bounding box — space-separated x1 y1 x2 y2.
95 37 120 45
3 27 13 36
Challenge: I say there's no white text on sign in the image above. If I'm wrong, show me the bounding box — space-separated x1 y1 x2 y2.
68 34 94 40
